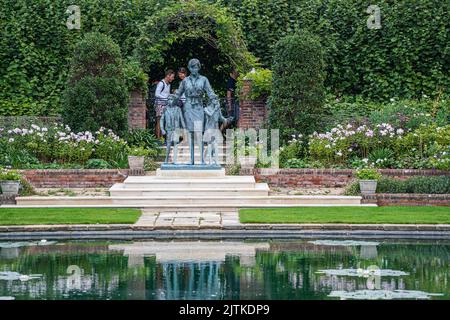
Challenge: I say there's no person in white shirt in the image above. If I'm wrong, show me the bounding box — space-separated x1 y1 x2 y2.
154 69 175 138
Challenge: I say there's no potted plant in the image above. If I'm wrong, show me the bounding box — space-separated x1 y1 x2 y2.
356 168 382 195
127 146 150 170
0 167 22 196
237 145 258 169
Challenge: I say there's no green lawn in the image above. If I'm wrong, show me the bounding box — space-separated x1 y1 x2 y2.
239 206 450 224
0 208 141 225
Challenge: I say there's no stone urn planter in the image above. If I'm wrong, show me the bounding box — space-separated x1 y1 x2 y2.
356 168 381 195
128 156 145 170
359 180 378 195
238 155 257 169
0 180 20 196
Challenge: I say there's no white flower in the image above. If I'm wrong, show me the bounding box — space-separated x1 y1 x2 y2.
396 129 404 135
336 151 343 157
8 138 14 142
362 158 369 163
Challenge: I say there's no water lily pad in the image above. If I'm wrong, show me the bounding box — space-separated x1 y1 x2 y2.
309 240 380 246
317 268 409 277
329 289 443 300
0 271 43 281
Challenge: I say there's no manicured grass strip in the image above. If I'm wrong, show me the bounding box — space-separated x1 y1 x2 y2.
239 206 450 224
0 208 141 225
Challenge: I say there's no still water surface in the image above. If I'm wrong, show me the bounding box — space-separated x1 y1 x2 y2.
0 239 449 300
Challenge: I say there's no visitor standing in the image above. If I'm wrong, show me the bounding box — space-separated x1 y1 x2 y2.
154 69 175 138
226 68 239 115
176 67 187 107
221 68 239 131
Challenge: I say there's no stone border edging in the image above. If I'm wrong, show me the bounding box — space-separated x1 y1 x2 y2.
362 193 450 206
1 223 449 233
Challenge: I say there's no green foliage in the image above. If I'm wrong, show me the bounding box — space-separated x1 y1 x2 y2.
0 124 128 168
0 167 22 181
368 148 395 169
355 168 382 180
85 159 112 169
62 32 129 136
308 122 450 170
124 59 149 95
1 0 448 113
220 0 449 100
237 68 272 100
269 31 326 141
0 0 165 115
126 129 161 149
19 177 36 196
127 146 151 157
345 176 450 195
136 0 255 92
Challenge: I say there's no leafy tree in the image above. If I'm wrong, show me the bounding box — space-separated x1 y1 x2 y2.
268 31 326 142
62 32 128 135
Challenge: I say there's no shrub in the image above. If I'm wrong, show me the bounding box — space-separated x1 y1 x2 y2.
237 68 272 100
85 159 111 169
268 31 326 142
345 176 450 195
308 122 450 169
62 32 128 136
124 59 149 95
0 124 128 168
378 176 450 194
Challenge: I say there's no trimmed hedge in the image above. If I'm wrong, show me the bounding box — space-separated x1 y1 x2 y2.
345 176 450 195
62 32 128 136
0 0 448 115
268 31 326 141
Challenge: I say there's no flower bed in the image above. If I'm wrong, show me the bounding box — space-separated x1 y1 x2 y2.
277 122 449 171
0 124 128 168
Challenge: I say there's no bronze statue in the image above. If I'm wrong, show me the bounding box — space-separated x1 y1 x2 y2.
160 94 186 164
204 95 232 165
174 59 216 165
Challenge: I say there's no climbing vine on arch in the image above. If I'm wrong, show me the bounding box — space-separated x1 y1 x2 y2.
135 0 256 93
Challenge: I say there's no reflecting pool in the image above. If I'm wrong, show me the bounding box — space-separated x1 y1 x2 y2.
0 239 449 300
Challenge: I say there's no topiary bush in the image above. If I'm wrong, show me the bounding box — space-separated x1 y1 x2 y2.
268 31 326 142
62 32 129 136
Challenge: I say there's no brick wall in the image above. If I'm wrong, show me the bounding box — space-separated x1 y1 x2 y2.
362 194 450 206
244 168 450 188
19 169 130 188
128 90 147 129
237 79 268 130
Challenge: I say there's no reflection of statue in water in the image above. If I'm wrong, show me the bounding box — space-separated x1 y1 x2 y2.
204 95 232 165
160 94 185 164
174 59 216 165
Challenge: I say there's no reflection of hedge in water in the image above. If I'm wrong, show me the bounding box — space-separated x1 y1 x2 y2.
0 241 449 299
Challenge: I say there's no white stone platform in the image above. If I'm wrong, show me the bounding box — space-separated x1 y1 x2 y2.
10 169 369 207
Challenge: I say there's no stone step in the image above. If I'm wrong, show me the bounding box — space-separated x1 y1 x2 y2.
119 175 256 189
109 183 270 197
13 195 364 207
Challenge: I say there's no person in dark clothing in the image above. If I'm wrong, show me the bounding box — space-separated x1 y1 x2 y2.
226 68 239 114
222 68 239 131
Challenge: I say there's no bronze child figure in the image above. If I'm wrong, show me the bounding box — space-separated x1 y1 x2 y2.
160 94 186 164
203 95 232 165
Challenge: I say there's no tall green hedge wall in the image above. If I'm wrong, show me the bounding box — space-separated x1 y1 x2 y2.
0 0 448 116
